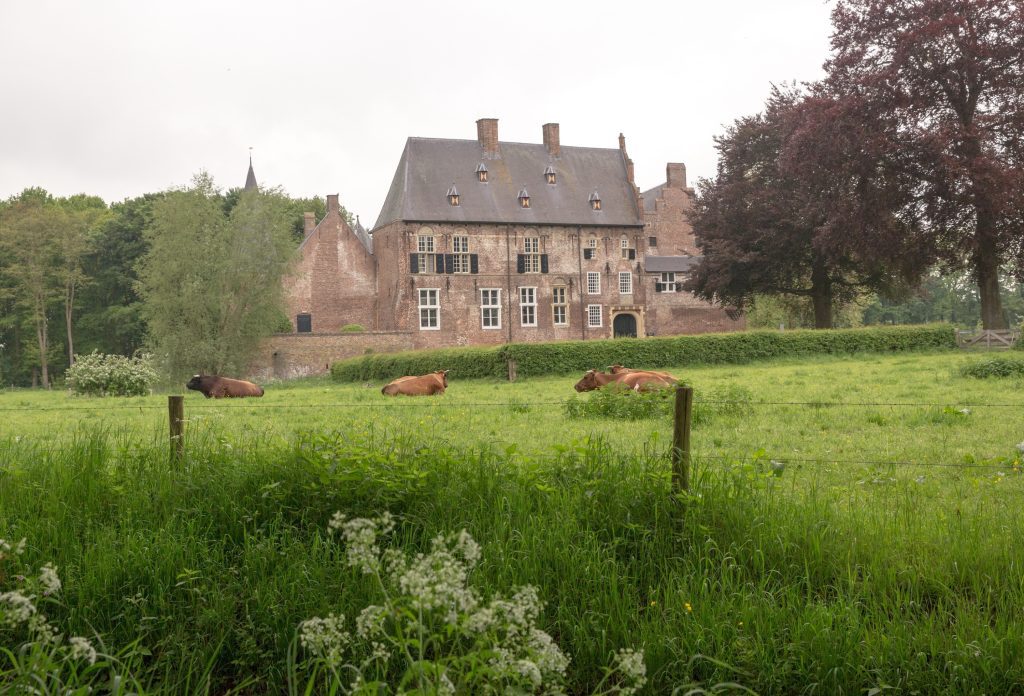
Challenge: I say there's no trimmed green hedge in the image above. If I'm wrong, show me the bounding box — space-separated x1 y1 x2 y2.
331 324 957 382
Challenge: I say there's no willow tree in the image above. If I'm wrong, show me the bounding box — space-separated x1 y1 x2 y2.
137 173 295 380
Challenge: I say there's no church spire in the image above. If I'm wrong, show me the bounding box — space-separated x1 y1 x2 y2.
244 148 258 191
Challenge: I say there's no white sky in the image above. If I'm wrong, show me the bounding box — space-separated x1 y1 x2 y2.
0 0 833 227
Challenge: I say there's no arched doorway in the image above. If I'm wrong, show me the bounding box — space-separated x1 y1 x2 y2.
613 313 638 338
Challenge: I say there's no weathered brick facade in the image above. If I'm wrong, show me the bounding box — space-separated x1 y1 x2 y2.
261 119 743 378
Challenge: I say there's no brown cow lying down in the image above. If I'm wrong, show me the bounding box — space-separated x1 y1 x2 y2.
574 369 675 392
608 364 678 381
381 370 449 396
186 375 265 398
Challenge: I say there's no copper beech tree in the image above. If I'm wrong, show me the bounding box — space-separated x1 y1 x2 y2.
827 0 1024 329
685 86 925 328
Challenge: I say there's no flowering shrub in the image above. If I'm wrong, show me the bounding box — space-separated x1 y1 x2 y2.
65 351 158 397
0 537 135 692
296 512 647 695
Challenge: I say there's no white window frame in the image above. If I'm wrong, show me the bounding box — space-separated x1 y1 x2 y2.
523 237 541 273
587 304 603 328
418 288 440 330
552 286 568 326
452 235 470 273
621 237 633 259
519 286 537 327
587 237 598 248
587 272 601 295
480 288 501 329
619 272 632 295
659 272 676 292
416 234 437 274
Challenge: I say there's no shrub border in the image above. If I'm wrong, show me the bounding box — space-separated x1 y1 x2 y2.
331 325 957 382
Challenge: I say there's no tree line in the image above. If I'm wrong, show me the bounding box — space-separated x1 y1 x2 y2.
687 0 1024 330
0 175 334 387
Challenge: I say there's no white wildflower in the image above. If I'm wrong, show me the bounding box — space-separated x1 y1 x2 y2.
299 613 350 667
613 648 647 696
453 529 481 567
333 513 395 574
0 590 36 626
38 563 61 595
527 628 571 677
437 671 456 695
514 659 543 687
391 542 479 618
1017 441 1024 454
27 612 59 644
69 636 98 665
355 605 386 639
464 605 496 634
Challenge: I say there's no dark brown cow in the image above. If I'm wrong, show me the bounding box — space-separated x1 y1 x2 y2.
186 375 265 398
381 370 449 396
574 369 674 393
608 364 678 381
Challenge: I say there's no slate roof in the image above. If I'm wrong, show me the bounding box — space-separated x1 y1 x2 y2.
644 255 701 273
244 158 258 191
640 183 665 213
373 138 643 230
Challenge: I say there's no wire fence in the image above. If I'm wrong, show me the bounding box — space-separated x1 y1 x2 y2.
3 391 1023 475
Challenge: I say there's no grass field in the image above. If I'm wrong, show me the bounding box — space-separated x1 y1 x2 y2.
3 350 1024 693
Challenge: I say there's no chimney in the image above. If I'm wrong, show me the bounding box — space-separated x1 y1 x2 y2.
303 212 316 235
619 133 627 151
327 194 340 212
666 163 687 189
542 123 560 157
476 118 500 156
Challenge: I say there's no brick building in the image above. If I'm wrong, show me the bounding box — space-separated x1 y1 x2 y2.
275 118 741 373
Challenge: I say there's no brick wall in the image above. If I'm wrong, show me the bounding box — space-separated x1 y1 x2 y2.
643 164 701 256
249 331 416 381
283 195 377 333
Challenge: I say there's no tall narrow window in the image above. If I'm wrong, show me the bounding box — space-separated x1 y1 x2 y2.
552 286 568 326
416 234 438 273
620 238 635 259
519 287 537 327
587 304 603 328
619 272 632 295
587 272 601 295
481 288 501 329
418 288 439 330
452 235 470 273
523 237 540 273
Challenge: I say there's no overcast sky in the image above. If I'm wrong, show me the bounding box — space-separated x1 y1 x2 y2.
0 0 833 227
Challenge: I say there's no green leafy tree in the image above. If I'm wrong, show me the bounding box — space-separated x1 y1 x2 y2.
0 192 63 387
137 172 296 380
54 196 109 366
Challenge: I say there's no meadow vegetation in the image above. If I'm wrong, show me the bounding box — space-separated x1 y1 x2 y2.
2 351 1024 693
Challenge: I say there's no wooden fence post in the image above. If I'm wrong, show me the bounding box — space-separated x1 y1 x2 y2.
671 385 693 493
507 359 518 382
168 395 184 464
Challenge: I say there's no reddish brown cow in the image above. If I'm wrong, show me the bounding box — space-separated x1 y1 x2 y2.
608 364 678 381
381 370 449 396
574 369 674 393
186 375 264 398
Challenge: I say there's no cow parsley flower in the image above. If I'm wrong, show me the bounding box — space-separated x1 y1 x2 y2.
69 636 98 665
612 648 647 695
299 613 350 668
38 563 61 596
331 512 395 574
0 590 36 626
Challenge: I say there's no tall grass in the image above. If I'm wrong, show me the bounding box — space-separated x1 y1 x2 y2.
3 423 1024 693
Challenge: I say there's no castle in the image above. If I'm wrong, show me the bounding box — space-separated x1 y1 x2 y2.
256 119 742 379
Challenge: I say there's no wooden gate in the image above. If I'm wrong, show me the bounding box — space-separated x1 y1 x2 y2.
956 330 1020 350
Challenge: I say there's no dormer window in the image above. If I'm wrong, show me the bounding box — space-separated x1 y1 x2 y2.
589 190 602 211
518 187 531 209
544 166 556 185
446 184 460 206
476 163 488 183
